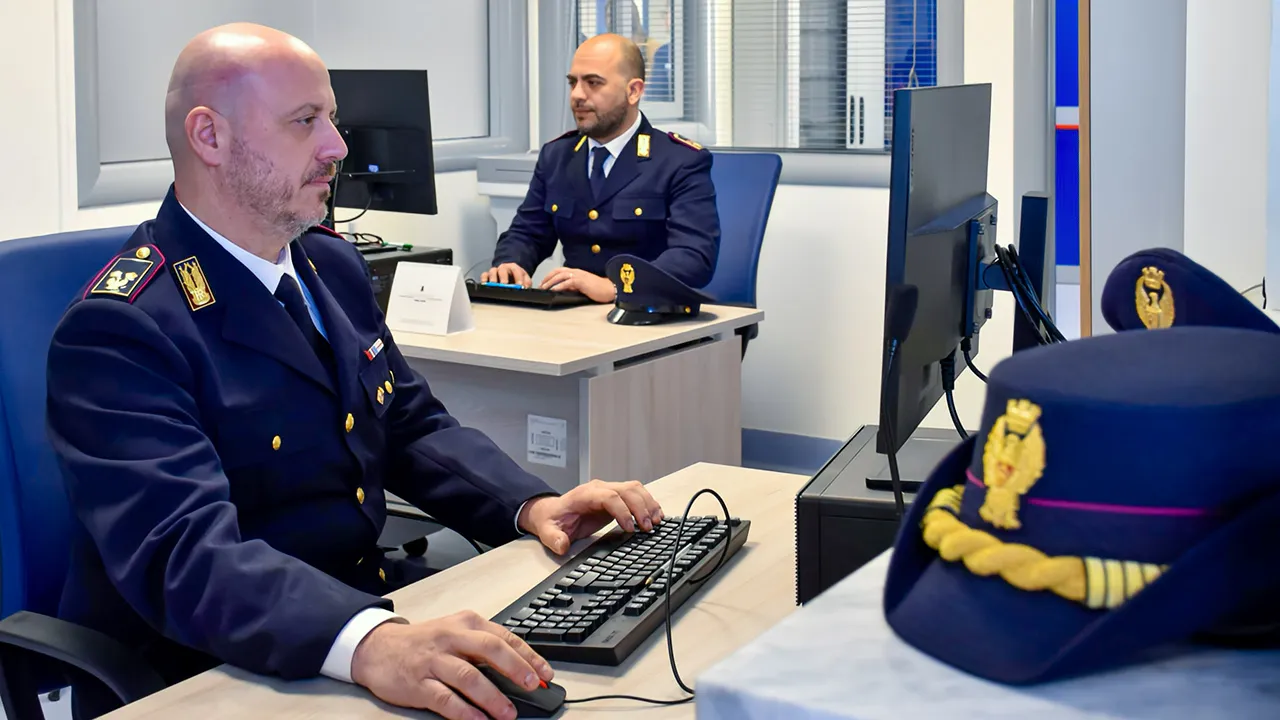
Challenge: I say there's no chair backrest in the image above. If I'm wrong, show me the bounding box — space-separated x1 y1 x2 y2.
703 152 782 306
0 226 136 619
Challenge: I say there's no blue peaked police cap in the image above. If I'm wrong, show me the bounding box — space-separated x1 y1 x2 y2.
883 325 1280 685
605 254 715 326
1102 247 1277 334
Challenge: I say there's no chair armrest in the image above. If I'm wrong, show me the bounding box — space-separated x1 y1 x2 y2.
0 611 165 718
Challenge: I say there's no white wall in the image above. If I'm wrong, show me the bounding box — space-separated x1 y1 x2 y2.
1185 0 1270 293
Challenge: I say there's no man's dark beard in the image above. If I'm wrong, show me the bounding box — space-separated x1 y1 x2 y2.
581 102 629 140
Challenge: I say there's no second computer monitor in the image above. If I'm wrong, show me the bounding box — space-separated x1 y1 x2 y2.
329 69 438 216
877 83 994 455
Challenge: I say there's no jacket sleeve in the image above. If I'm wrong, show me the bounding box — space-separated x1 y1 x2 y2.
653 150 721 288
490 146 560 275
46 300 390 680
376 319 558 547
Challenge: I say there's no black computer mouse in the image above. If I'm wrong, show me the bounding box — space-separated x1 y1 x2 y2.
476 664 566 718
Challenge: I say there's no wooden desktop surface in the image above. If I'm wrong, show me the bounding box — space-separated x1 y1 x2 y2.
102 463 807 719
392 303 764 376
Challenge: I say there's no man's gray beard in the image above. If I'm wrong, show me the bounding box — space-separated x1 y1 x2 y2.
227 138 325 241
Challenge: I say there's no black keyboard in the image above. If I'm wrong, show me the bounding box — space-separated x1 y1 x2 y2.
465 280 595 309
491 515 749 665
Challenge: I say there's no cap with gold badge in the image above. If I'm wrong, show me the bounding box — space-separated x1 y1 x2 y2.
604 254 715 326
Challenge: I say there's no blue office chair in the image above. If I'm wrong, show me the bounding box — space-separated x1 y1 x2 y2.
702 152 782 357
0 227 166 720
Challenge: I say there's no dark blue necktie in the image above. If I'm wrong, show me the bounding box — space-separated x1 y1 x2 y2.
590 146 610 198
275 274 334 372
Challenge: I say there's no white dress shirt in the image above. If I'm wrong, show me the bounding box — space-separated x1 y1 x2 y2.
180 204 538 683
586 112 644 179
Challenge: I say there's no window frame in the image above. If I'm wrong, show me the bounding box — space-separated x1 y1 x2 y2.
540 0 965 187
71 0 529 208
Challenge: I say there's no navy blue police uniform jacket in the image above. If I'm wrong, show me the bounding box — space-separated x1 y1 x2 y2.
47 187 557 684
490 114 721 289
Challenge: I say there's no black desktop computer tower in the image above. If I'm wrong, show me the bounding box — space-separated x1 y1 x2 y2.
358 244 453 313
794 425 962 605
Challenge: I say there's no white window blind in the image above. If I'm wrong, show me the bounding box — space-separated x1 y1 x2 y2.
574 0 937 151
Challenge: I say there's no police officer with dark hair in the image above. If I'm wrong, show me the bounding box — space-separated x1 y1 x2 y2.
481 33 721 302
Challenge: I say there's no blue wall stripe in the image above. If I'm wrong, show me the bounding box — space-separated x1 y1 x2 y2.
1055 128 1081 267
1055 0 1079 107
741 429 844 475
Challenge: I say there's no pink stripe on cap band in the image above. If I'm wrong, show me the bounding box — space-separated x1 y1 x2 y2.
965 470 1212 517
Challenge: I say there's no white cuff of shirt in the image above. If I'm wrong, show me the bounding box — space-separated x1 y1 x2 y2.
321 608 407 683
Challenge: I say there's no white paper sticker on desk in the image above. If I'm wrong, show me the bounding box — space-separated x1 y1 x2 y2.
527 414 568 468
385 262 474 336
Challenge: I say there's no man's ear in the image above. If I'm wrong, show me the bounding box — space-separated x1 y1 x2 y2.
186 106 228 167
628 78 646 105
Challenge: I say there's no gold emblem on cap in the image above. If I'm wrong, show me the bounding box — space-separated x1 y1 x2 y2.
620 263 636 294
345 413 354 432
637 133 650 158
979 399 1045 530
1135 266 1174 330
135 247 151 260
588 209 599 221
271 435 281 451
174 256 215 311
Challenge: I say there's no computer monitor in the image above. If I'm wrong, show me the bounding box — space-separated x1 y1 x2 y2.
876 83 996 460
327 69 438 219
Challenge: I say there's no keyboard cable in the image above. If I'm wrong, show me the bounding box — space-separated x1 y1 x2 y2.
561 487 735 707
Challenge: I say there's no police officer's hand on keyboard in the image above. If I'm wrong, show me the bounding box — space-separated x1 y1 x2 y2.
539 267 617 303
480 263 532 288
350 609 554 720
517 479 665 555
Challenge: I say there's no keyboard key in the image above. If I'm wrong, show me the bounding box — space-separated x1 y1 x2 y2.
512 627 530 638
529 599 547 609
571 572 601 591
564 627 588 643
521 620 539 629
513 607 536 621
623 603 646 616
554 577 575 590
551 595 573 607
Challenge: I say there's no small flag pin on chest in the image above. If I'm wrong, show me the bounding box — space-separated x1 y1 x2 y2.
364 338 385 361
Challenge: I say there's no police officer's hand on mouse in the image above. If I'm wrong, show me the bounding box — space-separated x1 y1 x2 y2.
351 609 552 720
538 267 617 303
479 263 532 288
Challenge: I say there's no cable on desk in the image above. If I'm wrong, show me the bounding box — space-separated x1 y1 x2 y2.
333 194 371 225
562 488 735 708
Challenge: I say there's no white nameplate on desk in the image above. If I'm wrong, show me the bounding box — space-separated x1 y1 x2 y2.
385 262 475 336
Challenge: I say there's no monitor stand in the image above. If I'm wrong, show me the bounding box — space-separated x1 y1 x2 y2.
865 431 966 493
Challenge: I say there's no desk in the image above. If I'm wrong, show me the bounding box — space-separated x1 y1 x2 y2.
101 463 806 719
698 552 1280 720
390 302 763 495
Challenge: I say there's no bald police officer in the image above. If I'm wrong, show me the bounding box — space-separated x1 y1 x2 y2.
481 34 720 303
47 23 665 720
